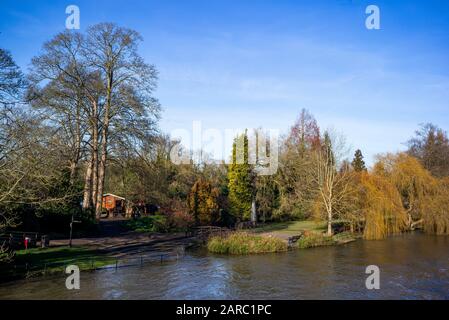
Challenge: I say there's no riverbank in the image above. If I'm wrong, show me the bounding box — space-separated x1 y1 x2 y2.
254 220 357 249
0 246 114 282
2 232 447 299
0 219 196 283
1 220 356 282
206 220 357 255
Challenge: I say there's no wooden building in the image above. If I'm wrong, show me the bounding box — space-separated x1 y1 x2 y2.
101 194 158 219
102 193 127 218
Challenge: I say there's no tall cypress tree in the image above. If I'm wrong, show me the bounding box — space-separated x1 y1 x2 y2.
227 130 254 221
352 149 367 172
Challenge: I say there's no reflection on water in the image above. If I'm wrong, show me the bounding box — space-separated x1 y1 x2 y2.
1 233 448 299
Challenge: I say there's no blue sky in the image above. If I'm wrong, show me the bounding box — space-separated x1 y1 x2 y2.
1 0 449 165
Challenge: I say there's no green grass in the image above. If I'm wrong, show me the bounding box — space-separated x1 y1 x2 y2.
254 220 357 250
254 220 327 236
207 232 288 255
1 246 114 281
294 231 356 249
125 215 168 233
295 232 336 249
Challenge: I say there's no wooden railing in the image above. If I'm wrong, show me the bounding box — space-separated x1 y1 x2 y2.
190 226 232 241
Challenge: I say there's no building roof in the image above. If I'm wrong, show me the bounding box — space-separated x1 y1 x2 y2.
103 193 126 200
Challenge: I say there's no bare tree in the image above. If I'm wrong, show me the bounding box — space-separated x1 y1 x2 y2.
82 23 160 218
311 131 353 236
1 48 25 236
27 25 160 219
28 32 91 188
407 123 449 178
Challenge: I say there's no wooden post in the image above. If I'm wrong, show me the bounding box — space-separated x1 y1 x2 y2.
69 213 74 248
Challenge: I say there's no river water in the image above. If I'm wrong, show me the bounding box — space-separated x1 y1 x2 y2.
0 233 448 299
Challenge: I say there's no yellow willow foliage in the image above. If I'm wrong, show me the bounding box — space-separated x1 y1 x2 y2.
422 178 449 235
358 172 408 240
373 153 436 221
372 153 449 235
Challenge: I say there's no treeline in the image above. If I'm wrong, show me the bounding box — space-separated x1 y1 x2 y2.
1 23 449 249
224 112 449 239
1 23 160 235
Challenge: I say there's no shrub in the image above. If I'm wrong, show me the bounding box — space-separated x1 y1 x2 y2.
166 211 195 232
207 232 287 254
125 215 168 233
295 232 336 249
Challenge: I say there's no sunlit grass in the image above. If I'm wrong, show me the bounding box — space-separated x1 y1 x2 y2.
254 220 327 235
207 232 288 255
1 246 114 280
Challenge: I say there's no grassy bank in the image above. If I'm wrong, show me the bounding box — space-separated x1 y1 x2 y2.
0 246 114 282
207 232 288 254
254 220 327 236
255 220 357 249
294 231 356 249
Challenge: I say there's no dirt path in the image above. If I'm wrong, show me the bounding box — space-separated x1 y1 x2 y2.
51 219 196 258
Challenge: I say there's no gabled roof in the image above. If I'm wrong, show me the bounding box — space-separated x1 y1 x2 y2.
103 193 126 200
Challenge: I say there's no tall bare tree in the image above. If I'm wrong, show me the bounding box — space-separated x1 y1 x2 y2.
82 23 160 218
311 131 353 236
28 25 160 219
1 48 25 234
28 32 90 187
407 123 449 178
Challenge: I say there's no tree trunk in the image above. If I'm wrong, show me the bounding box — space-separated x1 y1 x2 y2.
91 127 98 208
95 74 112 219
95 145 107 219
69 101 82 186
82 157 93 210
91 101 99 211
327 210 333 236
69 161 77 186
69 141 81 186
251 199 257 224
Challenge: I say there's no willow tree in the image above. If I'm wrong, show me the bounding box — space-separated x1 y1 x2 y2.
421 178 449 234
357 172 408 240
373 153 436 230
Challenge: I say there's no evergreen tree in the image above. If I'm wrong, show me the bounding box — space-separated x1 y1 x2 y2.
188 179 219 225
227 131 255 221
352 149 367 172
323 132 335 167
